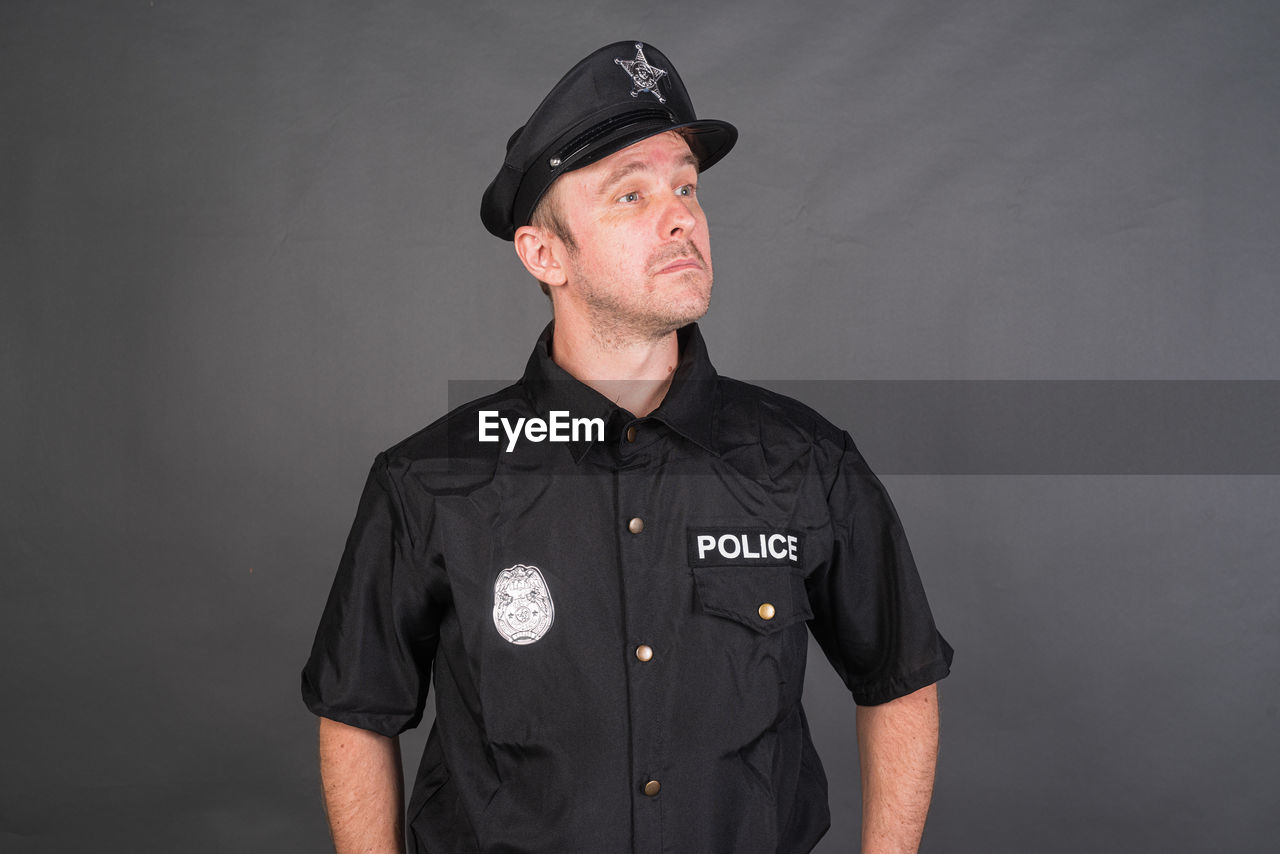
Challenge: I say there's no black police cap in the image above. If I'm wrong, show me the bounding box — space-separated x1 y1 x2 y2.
481 41 737 241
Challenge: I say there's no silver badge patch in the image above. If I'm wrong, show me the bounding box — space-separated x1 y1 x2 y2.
615 42 667 103
492 564 555 645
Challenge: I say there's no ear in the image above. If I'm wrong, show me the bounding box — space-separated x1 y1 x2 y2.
514 225 568 288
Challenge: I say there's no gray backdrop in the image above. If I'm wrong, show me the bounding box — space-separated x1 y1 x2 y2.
3 1 1278 852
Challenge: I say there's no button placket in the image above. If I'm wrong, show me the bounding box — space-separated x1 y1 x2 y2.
617 466 662 851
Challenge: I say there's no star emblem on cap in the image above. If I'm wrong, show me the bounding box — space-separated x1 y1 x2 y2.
615 43 667 103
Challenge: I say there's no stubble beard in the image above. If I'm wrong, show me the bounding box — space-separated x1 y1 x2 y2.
572 240 713 349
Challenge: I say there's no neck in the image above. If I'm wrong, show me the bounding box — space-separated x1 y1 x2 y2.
550 319 681 418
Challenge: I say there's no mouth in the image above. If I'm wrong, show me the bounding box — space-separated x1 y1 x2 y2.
656 257 704 275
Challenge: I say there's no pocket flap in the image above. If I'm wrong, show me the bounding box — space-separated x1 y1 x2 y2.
692 567 813 635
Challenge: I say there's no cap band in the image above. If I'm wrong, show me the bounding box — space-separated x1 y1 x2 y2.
553 108 676 167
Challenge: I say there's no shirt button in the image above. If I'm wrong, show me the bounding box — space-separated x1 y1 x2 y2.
758 602 776 621
628 517 644 534
635 644 654 662
625 425 638 443
643 780 661 797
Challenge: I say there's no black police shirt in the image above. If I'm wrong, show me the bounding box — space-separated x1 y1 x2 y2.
302 322 953 854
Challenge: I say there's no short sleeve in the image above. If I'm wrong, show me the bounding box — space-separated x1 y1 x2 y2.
301 452 443 736
806 431 953 706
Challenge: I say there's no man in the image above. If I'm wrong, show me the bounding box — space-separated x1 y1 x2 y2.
302 41 953 854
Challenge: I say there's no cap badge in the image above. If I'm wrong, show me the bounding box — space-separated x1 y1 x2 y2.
493 564 555 644
615 43 667 103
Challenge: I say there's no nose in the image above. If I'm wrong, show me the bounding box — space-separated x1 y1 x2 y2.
661 192 698 238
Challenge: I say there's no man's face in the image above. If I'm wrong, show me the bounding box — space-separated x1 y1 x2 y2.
549 131 713 340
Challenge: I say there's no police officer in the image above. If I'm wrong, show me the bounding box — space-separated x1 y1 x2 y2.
303 41 952 854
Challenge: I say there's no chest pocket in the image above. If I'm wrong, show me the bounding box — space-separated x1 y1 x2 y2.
691 566 813 634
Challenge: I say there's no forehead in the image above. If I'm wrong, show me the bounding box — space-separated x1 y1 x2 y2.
570 131 698 186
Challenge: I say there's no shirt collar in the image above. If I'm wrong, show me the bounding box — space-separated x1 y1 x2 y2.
519 321 721 461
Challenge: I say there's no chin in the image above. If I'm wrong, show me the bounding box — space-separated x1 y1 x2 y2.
640 299 708 337
667 297 711 328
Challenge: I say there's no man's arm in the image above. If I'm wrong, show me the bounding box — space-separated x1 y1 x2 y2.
855 682 941 854
317 716 406 854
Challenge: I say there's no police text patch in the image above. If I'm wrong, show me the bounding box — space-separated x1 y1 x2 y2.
687 527 804 568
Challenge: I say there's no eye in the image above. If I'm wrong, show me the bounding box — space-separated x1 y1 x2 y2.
618 191 640 204
675 183 697 197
